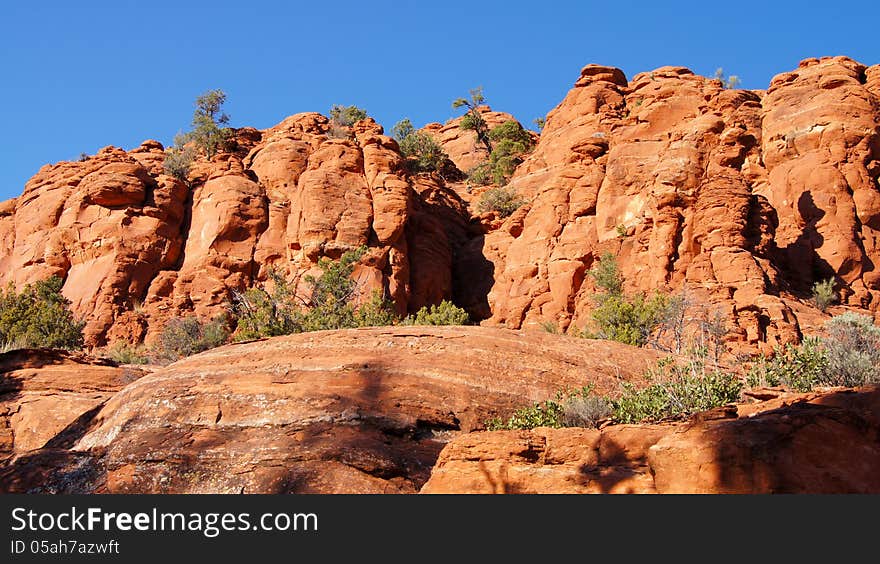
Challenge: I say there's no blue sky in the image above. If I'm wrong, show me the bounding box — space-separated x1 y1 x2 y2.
0 0 876 201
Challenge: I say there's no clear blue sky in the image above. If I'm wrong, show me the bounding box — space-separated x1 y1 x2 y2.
1 0 876 201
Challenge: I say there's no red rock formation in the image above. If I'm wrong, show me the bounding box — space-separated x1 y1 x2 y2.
0 57 878 352
0 349 144 458
0 327 662 493
478 56 880 352
421 386 880 494
0 115 463 346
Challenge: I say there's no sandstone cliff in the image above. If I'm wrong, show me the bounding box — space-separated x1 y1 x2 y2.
0 56 878 352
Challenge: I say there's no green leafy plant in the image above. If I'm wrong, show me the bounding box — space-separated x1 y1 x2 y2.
231 247 399 340
392 118 448 173
589 252 624 296
745 338 828 392
611 358 742 423
466 162 492 188
0 276 84 350
487 387 596 430
477 185 526 218
486 121 534 185
329 104 368 127
533 117 546 131
403 300 470 326
452 87 492 154
163 88 232 178
812 278 836 312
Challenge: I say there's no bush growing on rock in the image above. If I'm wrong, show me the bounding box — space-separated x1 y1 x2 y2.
329 104 368 127
477 185 526 218
745 313 880 391
392 118 448 173
164 89 232 177
402 300 470 326
822 312 880 386
487 120 534 185
584 253 673 347
812 278 836 312
452 87 493 154
152 315 230 363
231 247 398 340
0 276 84 351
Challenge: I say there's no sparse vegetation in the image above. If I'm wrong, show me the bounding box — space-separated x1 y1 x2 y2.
402 300 470 326
392 118 448 173
152 315 230 363
580 253 680 348
533 117 546 131
486 121 534 185
329 104 368 127
745 337 827 392
812 278 837 312
487 355 742 430
486 386 597 430
822 312 880 386
714 67 741 89
611 357 742 423
164 88 232 179
466 163 492 188
452 87 493 154
477 185 526 218
746 313 880 391
163 135 196 182
0 276 84 351
230 247 399 340
103 342 150 365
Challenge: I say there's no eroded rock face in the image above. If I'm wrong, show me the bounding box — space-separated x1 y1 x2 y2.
479 56 880 352
0 115 464 346
421 386 880 494
0 349 144 458
0 57 878 353
0 327 660 493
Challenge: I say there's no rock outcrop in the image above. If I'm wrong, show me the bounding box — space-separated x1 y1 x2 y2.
478 56 880 352
0 327 661 493
0 349 144 458
421 386 880 494
1 56 879 354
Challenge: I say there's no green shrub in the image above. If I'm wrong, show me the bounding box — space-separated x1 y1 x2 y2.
104 342 149 365
0 276 84 350
590 292 672 347
533 117 546 131
589 252 624 296
392 118 448 173
611 358 742 423
822 313 880 386
467 162 492 188
812 278 836 312
329 104 368 127
714 68 741 89
745 337 827 392
164 89 232 175
477 185 525 218
231 247 399 340
163 137 195 182
486 121 534 185
745 314 880 391
403 300 470 326
487 387 596 430
153 315 230 363
452 87 492 154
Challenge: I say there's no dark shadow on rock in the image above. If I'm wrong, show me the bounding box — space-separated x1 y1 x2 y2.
776 191 836 297
453 234 495 321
